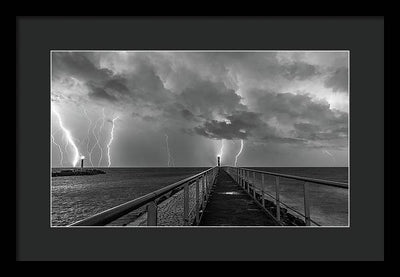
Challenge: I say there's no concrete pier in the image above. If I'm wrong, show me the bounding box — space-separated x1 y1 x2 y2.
70 166 346 227
199 168 277 226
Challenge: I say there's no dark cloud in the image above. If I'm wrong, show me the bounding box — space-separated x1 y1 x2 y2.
52 52 349 166
324 67 348 92
247 89 348 144
250 90 347 126
179 80 245 118
192 111 268 140
104 77 129 94
261 136 307 144
180 108 196 121
281 61 320 80
86 82 118 102
293 120 348 141
52 52 113 82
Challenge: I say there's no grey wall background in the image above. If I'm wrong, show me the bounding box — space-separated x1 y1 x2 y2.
17 17 384 261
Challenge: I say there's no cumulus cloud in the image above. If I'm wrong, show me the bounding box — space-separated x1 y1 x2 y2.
249 89 348 126
324 67 348 93
192 111 266 140
52 52 113 83
51 51 349 166
281 61 320 80
86 82 118 102
179 80 245 119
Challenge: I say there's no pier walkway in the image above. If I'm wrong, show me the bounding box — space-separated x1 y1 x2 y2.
199 169 277 226
69 166 348 227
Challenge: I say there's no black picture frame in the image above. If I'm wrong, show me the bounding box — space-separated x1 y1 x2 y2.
16 16 386 261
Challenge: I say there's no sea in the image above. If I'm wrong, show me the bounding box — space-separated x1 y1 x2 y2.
51 167 349 227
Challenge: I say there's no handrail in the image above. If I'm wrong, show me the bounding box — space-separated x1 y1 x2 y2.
224 166 348 226
238 167 348 188
70 166 218 226
250 183 321 226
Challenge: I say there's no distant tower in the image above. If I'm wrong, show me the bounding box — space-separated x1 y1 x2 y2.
217 156 221 167
80 156 85 170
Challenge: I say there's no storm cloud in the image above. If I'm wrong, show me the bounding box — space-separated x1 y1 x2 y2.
193 111 266 140
324 67 349 93
51 51 349 167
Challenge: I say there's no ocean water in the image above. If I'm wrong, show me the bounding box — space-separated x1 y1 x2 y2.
51 167 348 227
238 167 349 226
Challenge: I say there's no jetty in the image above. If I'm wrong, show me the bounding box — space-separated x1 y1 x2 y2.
68 164 348 227
52 169 106 177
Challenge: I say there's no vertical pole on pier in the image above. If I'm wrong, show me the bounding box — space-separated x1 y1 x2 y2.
202 174 206 204
206 172 209 197
247 171 250 193
244 170 246 190
195 177 200 225
183 183 189 226
235 168 237 183
253 172 256 199
242 169 246 189
206 173 208 196
261 173 265 207
147 201 158 226
303 182 311 226
242 169 245 189
275 177 281 222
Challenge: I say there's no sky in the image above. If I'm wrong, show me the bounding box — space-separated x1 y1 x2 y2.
51 51 349 168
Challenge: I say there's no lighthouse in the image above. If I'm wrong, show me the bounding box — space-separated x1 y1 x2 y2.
217 156 221 167
80 155 85 171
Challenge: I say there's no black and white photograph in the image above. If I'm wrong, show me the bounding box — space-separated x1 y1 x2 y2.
51 51 349 227
17 16 386 261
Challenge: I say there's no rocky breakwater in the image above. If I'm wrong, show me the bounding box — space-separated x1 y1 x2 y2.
52 169 106 177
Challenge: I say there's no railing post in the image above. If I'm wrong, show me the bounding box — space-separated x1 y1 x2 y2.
236 168 238 183
242 169 245 189
261 173 265 207
202 173 206 204
242 169 245 188
240 169 243 187
183 183 189 226
253 172 256 199
303 182 311 226
247 171 250 193
210 169 212 190
244 170 247 190
205 172 209 197
239 169 242 187
275 176 281 222
195 177 200 225
147 201 158 226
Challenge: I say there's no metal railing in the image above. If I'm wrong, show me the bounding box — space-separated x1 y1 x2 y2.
69 167 218 226
224 166 348 226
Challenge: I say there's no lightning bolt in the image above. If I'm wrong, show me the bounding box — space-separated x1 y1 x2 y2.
81 107 94 166
52 107 80 167
234 139 244 167
165 134 174 167
322 150 336 163
217 139 224 162
97 108 106 166
107 116 119 167
89 117 102 166
51 130 64 167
